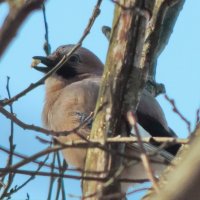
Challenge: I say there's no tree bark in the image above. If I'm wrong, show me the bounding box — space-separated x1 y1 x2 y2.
143 125 200 200
82 0 149 199
82 0 185 199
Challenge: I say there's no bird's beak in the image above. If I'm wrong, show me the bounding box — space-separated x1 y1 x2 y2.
31 56 54 73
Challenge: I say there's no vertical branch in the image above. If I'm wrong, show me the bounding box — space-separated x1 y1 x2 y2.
83 0 150 198
42 3 51 55
55 152 66 200
0 77 15 198
164 94 191 133
47 152 56 200
127 111 159 192
6 77 15 172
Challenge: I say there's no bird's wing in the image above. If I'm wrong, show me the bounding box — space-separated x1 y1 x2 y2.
137 90 180 155
137 90 175 137
129 123 174 163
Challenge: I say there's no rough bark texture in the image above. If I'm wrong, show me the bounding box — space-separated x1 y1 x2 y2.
142 0 185 95
82 0 149 198
82 0 185 199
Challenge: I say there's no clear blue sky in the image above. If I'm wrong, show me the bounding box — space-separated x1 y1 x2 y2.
0 1 199 199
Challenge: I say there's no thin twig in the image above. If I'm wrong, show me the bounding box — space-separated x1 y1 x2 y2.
42 3 51 55
6 77 15 168
0 144 147 177
0 77 15 198
1 0 101 106
4 154 50 198
127 111 159 192
106 136 188 144
0 0 45 58
0 145 66 178
0 145 64 171
55 152 66 200
0 105 93 137
55 135 178 167
0 128 186 179
0 106 188 145
0 138 169 181
126 187 150 196
0 141 174 178
61 160 67 200
68 179 149 199
165 94 191 133
47 152 56 200
0 168 148 184
0 143 140 177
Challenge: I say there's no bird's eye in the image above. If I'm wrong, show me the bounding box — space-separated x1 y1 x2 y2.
68 54 80 64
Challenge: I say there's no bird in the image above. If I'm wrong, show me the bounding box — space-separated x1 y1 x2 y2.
31 44 180 193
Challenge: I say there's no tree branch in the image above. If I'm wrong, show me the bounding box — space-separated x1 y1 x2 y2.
143 124 200 200
0 0 101 106
0 0 45 58
83 0 150 198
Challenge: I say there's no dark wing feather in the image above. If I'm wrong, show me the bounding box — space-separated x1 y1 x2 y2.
136 90 180 155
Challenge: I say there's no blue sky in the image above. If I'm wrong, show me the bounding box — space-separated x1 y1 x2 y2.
0 1 199 199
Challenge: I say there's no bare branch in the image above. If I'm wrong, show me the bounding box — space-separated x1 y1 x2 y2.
0 0 101 106
47 152 56 200
165 94 191 133
0 168 148 184
0 145 63 171
3 155 49 198
143 124 200 200
0 105 93 137
0 77 15 198
42 3 51 55
0 0 45 58
55 152 66 200
127 111 159 192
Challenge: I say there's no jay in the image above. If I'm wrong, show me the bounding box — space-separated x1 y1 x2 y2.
31 45 179 192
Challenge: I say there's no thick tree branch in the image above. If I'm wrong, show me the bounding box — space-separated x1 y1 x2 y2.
83 0 185 198
143 124 200 200
103 0 185 96
83 0 150 198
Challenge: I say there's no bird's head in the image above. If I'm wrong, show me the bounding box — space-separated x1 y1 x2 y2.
31 45 104 79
